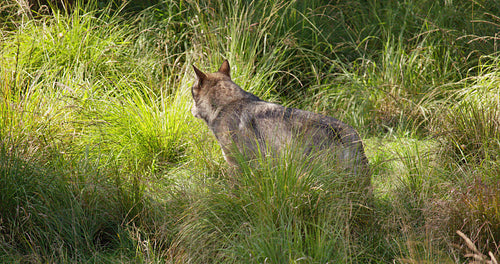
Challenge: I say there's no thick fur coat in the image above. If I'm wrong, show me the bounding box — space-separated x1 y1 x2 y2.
191 60 370 182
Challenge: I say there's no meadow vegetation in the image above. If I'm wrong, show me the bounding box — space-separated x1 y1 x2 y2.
1 0 499 262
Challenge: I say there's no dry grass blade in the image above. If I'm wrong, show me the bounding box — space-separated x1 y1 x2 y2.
489 252 499 264
457 230 499 264
457 230 481 255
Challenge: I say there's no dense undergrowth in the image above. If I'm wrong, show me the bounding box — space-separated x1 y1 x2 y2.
1 0 499 263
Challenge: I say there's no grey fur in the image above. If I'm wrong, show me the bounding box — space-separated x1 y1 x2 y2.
191 60 370 181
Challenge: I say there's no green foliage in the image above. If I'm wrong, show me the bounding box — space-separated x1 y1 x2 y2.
0 143 135 262
176 149 374 263
1 0 500 262
439 61 500 165
447 176 500 258
429 56 500 260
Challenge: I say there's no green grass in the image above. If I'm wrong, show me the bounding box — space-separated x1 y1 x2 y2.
1 0 500 263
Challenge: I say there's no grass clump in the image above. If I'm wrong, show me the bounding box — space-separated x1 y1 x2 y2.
428 57 500 259
175 149 375 263
448 177 500 258
0 143 131 262
438 60 500 165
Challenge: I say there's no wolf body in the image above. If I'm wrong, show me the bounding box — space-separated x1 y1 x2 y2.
191 60 370 181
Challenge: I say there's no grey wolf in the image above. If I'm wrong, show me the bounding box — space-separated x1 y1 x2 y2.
191 60 370 183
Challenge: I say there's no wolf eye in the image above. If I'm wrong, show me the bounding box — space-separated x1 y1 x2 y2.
192 83 201 98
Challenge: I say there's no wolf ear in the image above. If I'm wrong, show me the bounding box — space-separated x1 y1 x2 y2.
192 65 207 82
218 60 230 77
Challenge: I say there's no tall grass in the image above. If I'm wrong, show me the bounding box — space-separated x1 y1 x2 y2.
428 56 500 259
0 1 186 262
175 148 374 263
1 0 500 262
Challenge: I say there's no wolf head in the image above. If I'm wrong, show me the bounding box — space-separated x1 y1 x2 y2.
191 60 258 123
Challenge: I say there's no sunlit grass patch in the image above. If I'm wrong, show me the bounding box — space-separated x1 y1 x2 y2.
174 143 374 263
